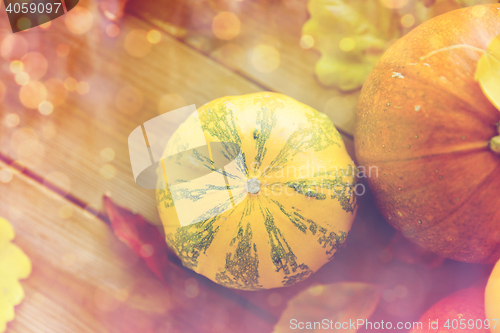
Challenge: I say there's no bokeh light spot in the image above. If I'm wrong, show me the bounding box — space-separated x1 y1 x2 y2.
17 18 31 31
300 35 315 49
19 81 47 109
9 60 24 74
124 29 151 57
339 37 356 52
59 205 74 219
15 72 30 86
115 86 143 114
38 101 54 115
38 15 52 29
65 7 93 35
56 44 70 57
100 164 116 179
212 12 241 40
100 148 115 162
64 77 78 91
1 35 28 60
401 14 415 28
45 78 68 106
106 23 120 38
22 52 48 80
0 168 13 183
251 44 280 73
380 0 409 9
4 114 20 128
147 29 162 44
76 81 90 95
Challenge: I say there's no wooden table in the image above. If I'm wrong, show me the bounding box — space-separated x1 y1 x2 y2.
0 0 491 332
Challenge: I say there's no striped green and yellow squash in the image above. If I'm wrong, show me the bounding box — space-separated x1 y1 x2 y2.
156 92 358 290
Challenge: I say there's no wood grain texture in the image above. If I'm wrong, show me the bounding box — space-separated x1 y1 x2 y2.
127 0 359 136
0 8 355 227
0 14 258 225
0 161 274 333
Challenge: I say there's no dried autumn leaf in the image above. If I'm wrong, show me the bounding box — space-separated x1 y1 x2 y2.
302 0 497 91
273 282 381 333
103 195 170 284
0 217 31 333
102 196 277 333
475 33 500 111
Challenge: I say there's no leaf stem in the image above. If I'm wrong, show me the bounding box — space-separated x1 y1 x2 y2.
490 136 500 154
420 44 485 60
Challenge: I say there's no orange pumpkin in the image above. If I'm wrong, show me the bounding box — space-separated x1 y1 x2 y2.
355 4 500 263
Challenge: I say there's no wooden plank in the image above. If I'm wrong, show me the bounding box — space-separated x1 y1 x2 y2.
0 161 274 332
0 11 354 226
0 14 256 225
127 0 359 136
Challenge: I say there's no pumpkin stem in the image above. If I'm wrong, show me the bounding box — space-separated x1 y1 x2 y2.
245 178 261 194
490 136 500 155
420 44 485 61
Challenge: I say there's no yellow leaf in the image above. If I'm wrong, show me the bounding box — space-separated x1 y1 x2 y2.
475 33 500 111
273 282 381 333
0 217 31 333
302 0 497 91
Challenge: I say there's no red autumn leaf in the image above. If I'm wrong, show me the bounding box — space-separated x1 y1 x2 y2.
103 195 170 284
102 196 277 333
